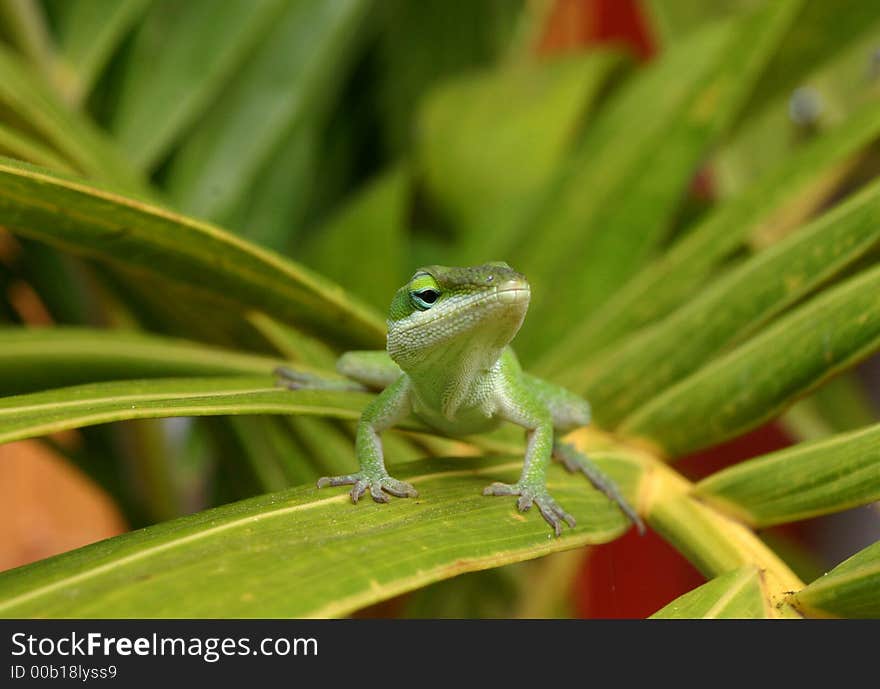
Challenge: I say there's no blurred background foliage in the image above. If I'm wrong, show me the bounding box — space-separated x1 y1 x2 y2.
0 0 878 618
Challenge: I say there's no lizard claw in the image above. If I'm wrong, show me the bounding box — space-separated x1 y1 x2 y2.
483 481 576 536
317 472 417 504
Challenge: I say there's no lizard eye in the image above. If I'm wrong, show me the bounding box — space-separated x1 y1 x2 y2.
410 288 440 310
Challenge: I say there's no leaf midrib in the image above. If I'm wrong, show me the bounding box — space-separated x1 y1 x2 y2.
0 385 280 415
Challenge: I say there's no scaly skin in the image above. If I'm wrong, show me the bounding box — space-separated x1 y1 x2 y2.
277 262 644 536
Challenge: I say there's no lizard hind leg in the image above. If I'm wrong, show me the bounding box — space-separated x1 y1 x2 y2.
553 440 646 535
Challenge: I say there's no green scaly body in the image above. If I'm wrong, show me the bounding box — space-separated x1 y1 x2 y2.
278 263 643 536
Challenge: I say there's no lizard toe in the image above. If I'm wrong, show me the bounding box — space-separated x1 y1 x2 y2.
381 478 418 498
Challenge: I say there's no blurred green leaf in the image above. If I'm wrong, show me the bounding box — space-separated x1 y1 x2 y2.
581 178 880 427
788 540 880 618
644 0 760 45
372 0 522 157
718 10 880 196
620 263 880 457
5 239 95 325
650 567 769 618
403 567 520 618
0 327 286 394
0 453 641 617
246 312 338 368
736 0 880 130
108 0 286 171
506 0 803 361
538 98 880 377
0 121 75 171
165 0 369 225
0 46 148 192
696 423 880 527
46 0 150 105
0 158 386 347
302 166 409 310
225 416 316 492
782 373 877 441
286 415 357 477
0 376 370 445
221 118 318 251
0 0 61 94
417 50 625 242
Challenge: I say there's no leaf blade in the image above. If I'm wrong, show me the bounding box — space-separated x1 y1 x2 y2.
788 541 880 618
583 178 880 427
650 567 770 619
0 453 642 617
507 0 803 361
537 98 880 377
165 0 369 224
696 423 880 527
0 327 288 394
417 50 626 243
0 377 369 445
0 158 386 347
619 263 880 457
108 0 288 171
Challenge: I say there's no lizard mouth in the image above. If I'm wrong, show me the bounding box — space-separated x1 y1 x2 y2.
492 284 530 305
393 281 531 335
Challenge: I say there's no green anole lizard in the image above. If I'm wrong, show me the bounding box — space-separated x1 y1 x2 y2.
277 262 644 536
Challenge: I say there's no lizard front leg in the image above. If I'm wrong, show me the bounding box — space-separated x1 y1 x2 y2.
316 374 418 503
482 381 575 536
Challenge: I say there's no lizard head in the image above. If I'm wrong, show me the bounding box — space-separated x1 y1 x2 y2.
386 262 530 368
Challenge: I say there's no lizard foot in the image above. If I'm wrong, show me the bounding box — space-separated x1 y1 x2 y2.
553 441 645 535
482 482 576 537
317 472 418 504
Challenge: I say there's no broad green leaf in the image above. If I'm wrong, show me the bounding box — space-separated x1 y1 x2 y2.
108 0 287 171
0 46 147 194
789 541 880 618
0 377 369 445
165 0 369 224
696 423 880 527
650 567 770 619
0 327 287 394
537 98 880 378
0 158 386 347
0 453 642 617
301 166 409 310
46 0 150 105
579 178 880 427
620 263 880 458
417 50 625 241
505 0 802 361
